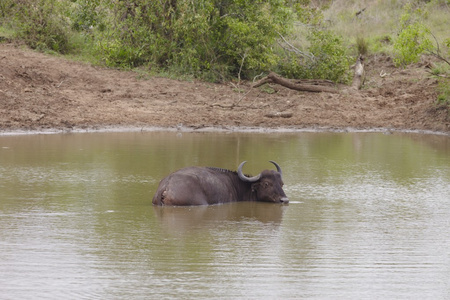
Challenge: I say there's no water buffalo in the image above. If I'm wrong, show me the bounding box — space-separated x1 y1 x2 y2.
152 161 288 206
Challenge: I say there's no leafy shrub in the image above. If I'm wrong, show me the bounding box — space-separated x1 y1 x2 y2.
4 0 350 83
93 1 169 68
433 63 450 105
0 0 16 22
437 79 450 105
279 29 352 83
213 0 294 79
70 0 105 32
12 0 71 53
94 0 293 80
393 4 433 66
356 36 368 55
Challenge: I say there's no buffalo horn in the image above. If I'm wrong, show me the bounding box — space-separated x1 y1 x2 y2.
269 160 283 177
237 161 261 182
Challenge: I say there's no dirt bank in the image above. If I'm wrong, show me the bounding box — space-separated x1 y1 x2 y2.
0 43 449 134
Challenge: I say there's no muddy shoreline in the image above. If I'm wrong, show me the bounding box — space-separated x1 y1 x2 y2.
1 125 448 137
1 44 449 135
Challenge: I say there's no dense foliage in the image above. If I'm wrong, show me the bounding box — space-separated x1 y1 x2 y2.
92 0 295 81
279 29 352 83
4 0 71 53
0 0 354 83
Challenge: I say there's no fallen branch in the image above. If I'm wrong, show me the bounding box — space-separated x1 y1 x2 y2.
253 77 272 87
253 72 339 93
253 55 365 93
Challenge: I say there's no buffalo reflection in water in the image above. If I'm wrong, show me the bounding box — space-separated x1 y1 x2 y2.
153 202 286 233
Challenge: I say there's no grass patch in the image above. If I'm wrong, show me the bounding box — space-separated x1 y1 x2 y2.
432 63 450 105
323 0 449 58
0 25 14 40
259 84 277 94
437 80 450 105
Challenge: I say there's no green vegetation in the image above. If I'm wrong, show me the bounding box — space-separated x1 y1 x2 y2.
393 3 433 66
437 80 450 106
432 62 450 105
0 0 353 82
432 37 450 105
324 0 449 104
279 29 352 83
90 0 295 81
0 0 448 91
14 0 72 53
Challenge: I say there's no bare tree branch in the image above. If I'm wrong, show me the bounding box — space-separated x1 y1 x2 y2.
426 31 450 66
276 31 315 61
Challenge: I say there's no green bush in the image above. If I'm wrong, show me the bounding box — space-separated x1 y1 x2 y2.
356 36 368 55
437 79 450 105
94 0 294 80
0 0 16 22
279 29 352 83
93 1 168 68
216 0 293 78
434 63 450 105
70 0 105 32
11 0 71 53
3 0 351 83
393 4 433 66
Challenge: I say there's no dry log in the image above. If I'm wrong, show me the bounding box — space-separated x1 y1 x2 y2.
292 79 335 86
253 77 272 88
253 55 364 93
253 72 339 93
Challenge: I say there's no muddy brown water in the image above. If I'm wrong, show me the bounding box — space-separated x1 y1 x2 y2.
1 131 449 299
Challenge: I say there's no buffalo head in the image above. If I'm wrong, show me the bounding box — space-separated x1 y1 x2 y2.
237 161 289 204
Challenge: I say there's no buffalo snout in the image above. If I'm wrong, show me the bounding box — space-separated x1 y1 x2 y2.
280 197 289 204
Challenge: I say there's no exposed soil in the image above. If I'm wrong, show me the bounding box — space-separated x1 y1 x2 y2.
1 43 449 134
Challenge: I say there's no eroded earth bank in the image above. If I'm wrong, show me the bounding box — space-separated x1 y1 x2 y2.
1 44 449 134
